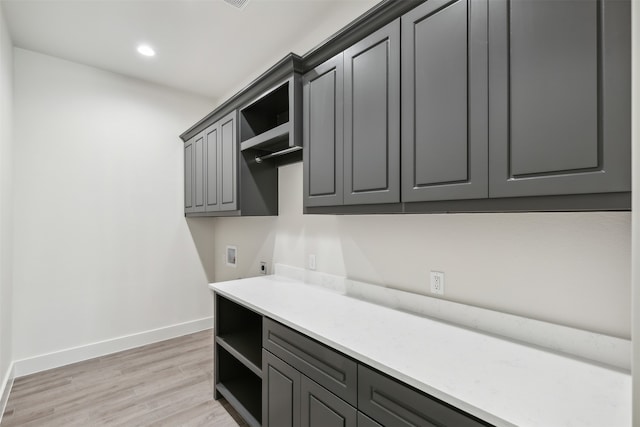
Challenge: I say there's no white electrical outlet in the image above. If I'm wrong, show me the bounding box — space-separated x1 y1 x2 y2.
430 271 445 295
308 254 316 270
259 261 267 275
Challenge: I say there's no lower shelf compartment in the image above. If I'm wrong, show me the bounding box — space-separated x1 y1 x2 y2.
217 380 261 427
216 344 262 427
216 331 262 376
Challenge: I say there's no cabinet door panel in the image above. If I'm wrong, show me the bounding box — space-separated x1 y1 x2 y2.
193 132 206 212
184 140 194 213
489 0 630 197
263 318 357 406
301 376 356 427
219 111 238 211
304 54 344 207
357 412 383 427
263 350 301 427
205 125 219 211
402 0 488 202
510 0 597 175
358 365 490 427
344 19 400 205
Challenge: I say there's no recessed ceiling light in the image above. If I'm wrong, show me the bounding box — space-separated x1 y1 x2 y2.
137 44 156 57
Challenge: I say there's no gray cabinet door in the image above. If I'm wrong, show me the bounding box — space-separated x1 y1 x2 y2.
401 0 488 202
488 0 631 197
263 318 358 406
357 413 382 427
303 53 344 207
184 138 195 213
204 124 219 212
193 132 206 213
301 376 356 427
219 111 238 211
343 19 400 205
263 350 301 427
358 365 489 427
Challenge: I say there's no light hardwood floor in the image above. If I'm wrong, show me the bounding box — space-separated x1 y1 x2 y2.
1 329 248 426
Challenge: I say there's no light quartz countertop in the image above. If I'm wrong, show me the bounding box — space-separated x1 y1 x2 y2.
210 275 630 427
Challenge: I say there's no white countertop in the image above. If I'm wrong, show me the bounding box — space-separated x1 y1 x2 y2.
211 275 631 427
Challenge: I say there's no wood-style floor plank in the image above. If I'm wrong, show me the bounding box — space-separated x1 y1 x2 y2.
1 329 249 427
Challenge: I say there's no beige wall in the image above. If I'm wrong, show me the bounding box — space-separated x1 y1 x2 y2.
212 162 631 339
12 49 216 360
0 3 14 386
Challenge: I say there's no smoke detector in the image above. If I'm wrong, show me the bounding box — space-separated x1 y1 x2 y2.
224 0 249 9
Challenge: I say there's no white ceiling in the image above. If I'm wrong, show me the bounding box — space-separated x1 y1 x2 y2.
1 0 378 101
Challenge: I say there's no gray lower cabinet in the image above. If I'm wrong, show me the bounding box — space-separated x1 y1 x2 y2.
358 412 383 427
214 294 262 427
263 318 358 406
358 365 490 427
262 350 357 427
212 294 493 427
401 0 488 202
488 0 631 198
301 375 356 427
263 349 301 427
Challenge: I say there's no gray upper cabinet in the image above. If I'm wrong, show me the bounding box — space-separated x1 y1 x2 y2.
193 132 206 212
184 137 195 213
204 125 219 211
188 0 630 214
184 131 206 214
303 19 400 208
184 106 278 217
203 111 238 213
488 0 631 198
219 112 238 211
303 53 344 207
343 19 400 205
401 0 488 202
182 56 300 218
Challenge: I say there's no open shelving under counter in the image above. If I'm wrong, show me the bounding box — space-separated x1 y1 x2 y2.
213 293 263 427
216 347 262 427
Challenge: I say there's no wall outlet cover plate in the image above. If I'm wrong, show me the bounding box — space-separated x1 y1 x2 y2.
430 271 445 295
226 246 237 267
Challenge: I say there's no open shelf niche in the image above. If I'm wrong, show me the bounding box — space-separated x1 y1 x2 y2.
214 294 263 427
239 75 302 162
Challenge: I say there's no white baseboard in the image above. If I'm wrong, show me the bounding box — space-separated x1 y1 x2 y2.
0 362 15 424
13 317 213 378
